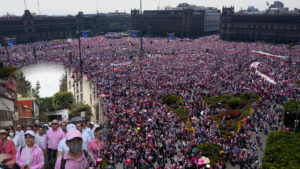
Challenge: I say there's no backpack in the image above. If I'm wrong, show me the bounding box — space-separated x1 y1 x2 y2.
60 150 88 169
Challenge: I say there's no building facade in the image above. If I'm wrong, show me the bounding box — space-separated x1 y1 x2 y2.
66 68 105 122
0 77 17 127
131 5 220 37
0 10 131 45
220 7 300 43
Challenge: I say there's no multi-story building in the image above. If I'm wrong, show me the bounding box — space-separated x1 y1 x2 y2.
0 10 131 45
66 68 105 122
0 77 17 127
220 5 300 43
17 96 39 126
131 4 220 37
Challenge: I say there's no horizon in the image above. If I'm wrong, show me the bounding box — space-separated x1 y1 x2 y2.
0 0 299 17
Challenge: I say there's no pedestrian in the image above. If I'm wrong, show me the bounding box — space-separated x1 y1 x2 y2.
9 129 23 151
43 120 65 169
54 130 89 169
0 129 16 168
35 126 45 149
16 130 44 169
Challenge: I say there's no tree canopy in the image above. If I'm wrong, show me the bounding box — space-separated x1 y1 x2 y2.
15 71 32 97
59 74 67 92
262 131 300 169
52 91 73 110
69 103 92 119
0 60 18 79
283 100 300 130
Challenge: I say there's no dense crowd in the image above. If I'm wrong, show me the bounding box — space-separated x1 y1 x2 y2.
0 35 299 169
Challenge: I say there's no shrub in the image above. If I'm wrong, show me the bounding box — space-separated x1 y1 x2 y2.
226 97 241 109
240 93 251 100
228 110 242 118
283 100 300 130
198 143 221 167
262 131 300 169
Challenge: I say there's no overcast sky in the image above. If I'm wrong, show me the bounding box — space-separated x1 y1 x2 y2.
0 0 299 16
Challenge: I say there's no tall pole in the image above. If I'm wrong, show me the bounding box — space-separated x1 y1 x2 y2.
23 0 27 10
140 0 143 55
78 33 83 78
5 39 10 64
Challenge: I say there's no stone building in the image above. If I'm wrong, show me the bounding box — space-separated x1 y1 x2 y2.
0 10 131 45
220 7 300 43
131 4 220 37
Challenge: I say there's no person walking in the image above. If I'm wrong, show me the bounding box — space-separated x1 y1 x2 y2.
35 126 45 149
9 129 23 151
16 130 44 169
43 120 64 169
54 130 89 169
0 129 16 168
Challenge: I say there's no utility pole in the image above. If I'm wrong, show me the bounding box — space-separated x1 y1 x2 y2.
140 0 143 55
76 31 83 78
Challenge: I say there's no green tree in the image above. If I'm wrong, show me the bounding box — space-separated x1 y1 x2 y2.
69 103 92 119
15 71 32 97
0 60 18 79
52 92 73 110
262 131 300 169
38 97 55 113
59 74 67 92
197 143 221 167
283 100 300 130
31 81 41 98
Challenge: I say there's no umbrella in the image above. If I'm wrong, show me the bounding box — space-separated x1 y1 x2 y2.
147 119 152 122
192 147 200 153
201 156 210 164
99 94 106 98
192 117 198 120
70 116 85 123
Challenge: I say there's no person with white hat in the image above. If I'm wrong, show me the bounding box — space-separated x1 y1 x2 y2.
16 130 44 169
54 130 89 169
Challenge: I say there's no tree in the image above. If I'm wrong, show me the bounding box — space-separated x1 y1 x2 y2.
0 60 18 79
262 131 300 169
69 103 92 119
31 81 41 98
283 100 300 130
38 97 55 113
52 92 73 110
15 71 32 97
59 74 67 92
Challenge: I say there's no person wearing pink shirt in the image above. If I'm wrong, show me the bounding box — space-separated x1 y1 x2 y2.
0 129 16 168
16 130 44 169
55 130 89 169
43 120 64 169
87 127 104 164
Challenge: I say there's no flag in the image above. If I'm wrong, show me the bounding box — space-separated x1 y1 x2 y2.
266 1 269 6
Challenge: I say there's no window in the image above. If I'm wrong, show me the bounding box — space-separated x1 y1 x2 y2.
80 94 83 103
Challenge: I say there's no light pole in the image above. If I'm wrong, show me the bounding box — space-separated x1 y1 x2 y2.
76 31 83 78
140 0 143 55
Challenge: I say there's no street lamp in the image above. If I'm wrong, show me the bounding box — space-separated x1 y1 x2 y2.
76 31 83 78
139 0 143 55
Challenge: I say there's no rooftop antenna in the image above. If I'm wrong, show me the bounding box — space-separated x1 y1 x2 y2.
23 0 27 10
37 0 41 14
96 0 99 14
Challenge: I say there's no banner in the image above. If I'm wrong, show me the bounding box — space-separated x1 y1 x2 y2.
252 50 288 59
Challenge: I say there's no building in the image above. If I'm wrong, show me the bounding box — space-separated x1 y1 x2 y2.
66 68 105 122
131 4 220 37
0 10 131 45
17 96 39 126
220 6 300 43
0 77 17 127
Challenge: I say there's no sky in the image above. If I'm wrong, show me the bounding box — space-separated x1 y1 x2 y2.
0 0 299 16
21 63 65 98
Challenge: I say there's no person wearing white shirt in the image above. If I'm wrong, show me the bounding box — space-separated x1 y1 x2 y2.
76 122 92 151
35 126 45 149
83 122 94 140
8 129 23 150
15 125 25 147
57 138 69 158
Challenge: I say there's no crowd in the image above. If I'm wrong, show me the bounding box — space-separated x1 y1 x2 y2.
0 35 299 169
